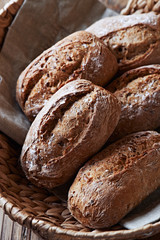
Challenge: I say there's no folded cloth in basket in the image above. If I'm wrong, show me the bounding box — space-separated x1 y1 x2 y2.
0 0 117 145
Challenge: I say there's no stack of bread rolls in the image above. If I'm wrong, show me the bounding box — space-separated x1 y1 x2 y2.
16 12 160 229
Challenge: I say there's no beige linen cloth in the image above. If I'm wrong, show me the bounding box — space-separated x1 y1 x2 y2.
0 0 116 145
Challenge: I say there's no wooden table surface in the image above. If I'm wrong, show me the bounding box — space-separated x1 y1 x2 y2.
0 206 160 240
0 208 42 240
0 0 42 238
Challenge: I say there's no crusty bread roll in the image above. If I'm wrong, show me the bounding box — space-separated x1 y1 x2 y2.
86 12 160 73
16 31 118 121
20 80 120 189
106 64 160 142
68 131 160 229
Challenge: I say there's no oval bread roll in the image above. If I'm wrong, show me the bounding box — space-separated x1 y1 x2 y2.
106 64 160 142
68 131 160 229
20 80 120 189
16 31 118 121
86 12 160 73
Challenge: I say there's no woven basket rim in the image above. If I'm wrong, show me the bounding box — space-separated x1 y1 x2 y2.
0 178 160 239
0 133 159 240
0 0 160 239
0 0 24 48
121 0 160 15
0 0 23 15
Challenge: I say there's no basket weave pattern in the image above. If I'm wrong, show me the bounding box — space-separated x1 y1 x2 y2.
0 0 24 47
0 135 160 240
121 0 160 15
0 0 160 239
0 133 131 240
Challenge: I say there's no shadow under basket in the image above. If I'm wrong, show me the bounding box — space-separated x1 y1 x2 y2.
0 133 160 240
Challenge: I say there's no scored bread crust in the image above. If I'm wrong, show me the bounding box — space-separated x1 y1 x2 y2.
106 64 160 142
20 80 120 189
86 12 160 73
16 31 118 121
68 131 160 229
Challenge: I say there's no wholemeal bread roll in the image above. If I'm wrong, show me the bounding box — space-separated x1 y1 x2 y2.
106 64 160 142
86 12 160 73
16 31 118 121
68 131 160 229
20 80 120 189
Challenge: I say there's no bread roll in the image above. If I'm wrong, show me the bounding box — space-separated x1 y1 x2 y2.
68 131 160 229
20 80 120 189
106 64 160 142
86 12 160 73
16 31 118 121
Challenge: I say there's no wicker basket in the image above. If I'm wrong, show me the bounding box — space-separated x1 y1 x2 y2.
0 1 160 240
121 0 160 15
0 0 23 48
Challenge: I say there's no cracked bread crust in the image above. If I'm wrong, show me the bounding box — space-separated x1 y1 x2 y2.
20 80 120 189
68 131 160 229
106 64 160 142
16 31 118 122
86 12 160 73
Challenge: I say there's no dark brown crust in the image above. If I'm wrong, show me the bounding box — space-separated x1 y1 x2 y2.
16 31 118 121
68 131 160 229
106 64 160 142
86 13 160 73
20 80 121 189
